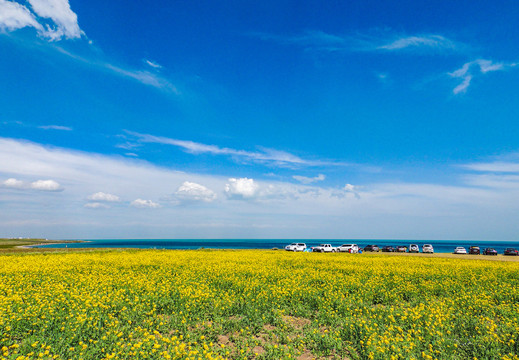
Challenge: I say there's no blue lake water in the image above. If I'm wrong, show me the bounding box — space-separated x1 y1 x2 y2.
36 239 519 254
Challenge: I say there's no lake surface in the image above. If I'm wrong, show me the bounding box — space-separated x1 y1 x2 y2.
36 239 519 254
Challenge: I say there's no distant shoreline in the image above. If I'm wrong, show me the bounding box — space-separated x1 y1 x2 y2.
0 238 86 251
17 240 88 249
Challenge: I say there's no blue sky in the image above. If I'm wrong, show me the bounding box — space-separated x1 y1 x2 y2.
2 0 519 240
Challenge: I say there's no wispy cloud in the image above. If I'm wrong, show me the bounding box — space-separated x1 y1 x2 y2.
377 35 456 51
461 161 519 173
253 30 346 49
126 131 348 168
449 59 517 94
105 64 177 92
145 59 162 69
254 30 462 54
38 125 72 131
293 174 325 184
54 47 178 92
0 0 83 41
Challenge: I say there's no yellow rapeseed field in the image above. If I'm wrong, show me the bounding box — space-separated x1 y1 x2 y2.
0 250 518 359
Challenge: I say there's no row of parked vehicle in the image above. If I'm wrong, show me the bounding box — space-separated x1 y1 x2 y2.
284 243 434 253
453 246 519 256
284 243 519 256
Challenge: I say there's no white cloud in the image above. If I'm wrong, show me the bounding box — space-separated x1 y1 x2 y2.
2 177 24 188
3 137 519 240
38 125 72 131
84 202 109 209
293 174 325 184
104 64 177 92
331 183 360 199
344 184 355 192
449 59 517 94
224 178 258 199
452 74 472 95
30 179 62 191
2 176 63 191
378 35 456 51
255 30 461 54
175 181 217 203
131 198 160 208
127 131 346 168
0 0 82 40
145 59 162 69
87 192 120 202
462 161 519 173
0 0 43 33
27 0 82 40
52 47 178 92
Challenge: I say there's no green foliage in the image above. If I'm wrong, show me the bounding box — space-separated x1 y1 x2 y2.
0 250 518 359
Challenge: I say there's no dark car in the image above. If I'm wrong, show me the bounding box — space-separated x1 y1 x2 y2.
483 248 498 256
504 248 519 256
468 246 480 255
364 245 380 252
381 245 394 252
396 246 407 253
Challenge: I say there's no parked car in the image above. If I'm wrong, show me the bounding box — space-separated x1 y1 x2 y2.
409 244 419 253
312 244 336 253
396 246 407 253
337 244 359 253
363 245 380 252
483 248 498 256
422 244 434 253
454 247 467 254
284 243 307 252
381 245 394 252
468 246 480 255
504 248 519 256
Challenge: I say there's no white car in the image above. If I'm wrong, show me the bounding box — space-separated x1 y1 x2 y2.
409 244 419 253
454 247 467 254
284 243 307 252
422 244 434 253
337 244 359 253
312 244 336 253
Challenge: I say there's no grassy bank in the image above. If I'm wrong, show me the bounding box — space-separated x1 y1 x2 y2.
0 250 518 359
0 238 83 250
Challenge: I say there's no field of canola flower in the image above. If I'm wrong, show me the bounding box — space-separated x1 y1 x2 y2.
0 250 518 360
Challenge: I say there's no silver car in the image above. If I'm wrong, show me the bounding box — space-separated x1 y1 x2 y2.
454 247 467 254
422 244 434 253
337 244 359 253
